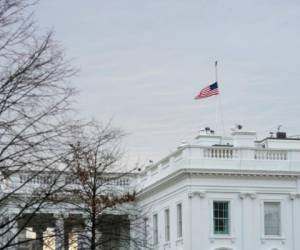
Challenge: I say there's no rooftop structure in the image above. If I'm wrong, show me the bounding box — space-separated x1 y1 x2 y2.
138 127 300 250
2 126 300 250
138 127 300 189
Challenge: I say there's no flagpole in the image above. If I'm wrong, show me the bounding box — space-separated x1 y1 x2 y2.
215 61 218 134
215 60 218 82
215 61 225 137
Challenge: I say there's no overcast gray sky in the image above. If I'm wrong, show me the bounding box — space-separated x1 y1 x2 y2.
36 0 300 165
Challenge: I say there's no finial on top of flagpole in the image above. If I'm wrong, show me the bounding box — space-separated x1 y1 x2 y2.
214 60 218 82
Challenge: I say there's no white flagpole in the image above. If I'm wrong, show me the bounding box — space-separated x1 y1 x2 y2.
215 61 218 133
215 61 225 137
215 60 218 82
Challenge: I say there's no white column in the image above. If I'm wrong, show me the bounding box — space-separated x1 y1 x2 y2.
244 192 257 250
129 215 137 250
34 227 44 250
119 217 130 250
187 192 193 250
239 192 247 250
54 215 65 250
77 226 85 250
17 228 27 250
188 191 206 250
191 191 206 250
96 229 103 249
4 214 19 250
78 217 92 250
291 193 300 250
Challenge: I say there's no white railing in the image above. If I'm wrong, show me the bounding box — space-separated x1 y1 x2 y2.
140 145 300 187
203 148 237 159
19 174 55 185
254 150 287 160
17 174 132 187
202 147 288 161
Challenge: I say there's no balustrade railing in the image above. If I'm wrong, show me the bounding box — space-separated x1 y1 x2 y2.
18 174 131 187
203 148 237 159
254 150 287 160
140 146 300 187
203 147 288 161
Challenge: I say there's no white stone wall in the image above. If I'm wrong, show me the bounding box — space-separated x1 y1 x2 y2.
139 174 300 250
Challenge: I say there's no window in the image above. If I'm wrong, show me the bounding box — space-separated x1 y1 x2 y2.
177 203 183 238
153 214 158 245
143 218 148 247
164 208 170 241
264 202 281 236
213 201 230 234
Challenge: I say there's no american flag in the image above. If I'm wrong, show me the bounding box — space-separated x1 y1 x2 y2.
194 82 219 100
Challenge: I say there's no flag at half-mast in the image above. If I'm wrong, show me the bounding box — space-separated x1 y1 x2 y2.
194 81 219 100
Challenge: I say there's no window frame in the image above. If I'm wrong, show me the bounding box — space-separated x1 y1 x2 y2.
262 200 283 238
176 202 183 239
143 217 148 247
212 200 231 235
153 213 159 245
164 208 170 242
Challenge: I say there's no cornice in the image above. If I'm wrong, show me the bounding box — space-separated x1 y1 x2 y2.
138 168 300 200
185 168 300 178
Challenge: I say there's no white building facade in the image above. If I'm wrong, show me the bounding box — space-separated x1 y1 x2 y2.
0 173 136 250
137 128 300 250
2 127 300 250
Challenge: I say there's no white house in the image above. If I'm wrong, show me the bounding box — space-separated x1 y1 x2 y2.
2 126 300 250
137 127 300 250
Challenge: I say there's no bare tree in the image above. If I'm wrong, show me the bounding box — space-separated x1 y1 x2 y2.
0 1 148 250
60 123 145 250
0 0 76 249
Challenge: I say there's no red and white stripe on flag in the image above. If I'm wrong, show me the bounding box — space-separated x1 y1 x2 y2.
194 82 219 100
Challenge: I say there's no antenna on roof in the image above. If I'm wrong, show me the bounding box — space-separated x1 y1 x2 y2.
277 125 282 132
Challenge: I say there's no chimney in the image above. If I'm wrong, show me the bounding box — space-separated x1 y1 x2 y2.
232 130 256 147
